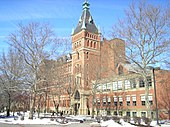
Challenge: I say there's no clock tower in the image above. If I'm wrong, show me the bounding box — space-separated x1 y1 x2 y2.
71 0 101 115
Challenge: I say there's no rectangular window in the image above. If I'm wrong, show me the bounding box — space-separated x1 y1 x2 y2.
132 96 137 106
113 81 117 90
141 95 145 106
96 84 101 92
132 112 137 117
97 98 100 105
107 83 111 91
149 95 153 105
139 79 145 87
114 96 118 106
114 111 117 115
147 76 152 86
63 100 66 107
131 79 136 88
119 111 123 116
125 80 131 89
103 97 106 106
126 112 131 117
141 112 146 117
151 112 154 119
107 111 111 115
119 96 123 106
103 84 107 91
126 96 130 106
108 97 111 106
118 81 123 90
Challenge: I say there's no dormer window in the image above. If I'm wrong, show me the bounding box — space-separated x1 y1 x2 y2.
118 65 123 75
89 16 93 24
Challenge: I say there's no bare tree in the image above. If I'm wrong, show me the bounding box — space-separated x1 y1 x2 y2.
89 52 111 117
0 48 25 116
38 56 73 115
112 1 170 118
8 22 69 119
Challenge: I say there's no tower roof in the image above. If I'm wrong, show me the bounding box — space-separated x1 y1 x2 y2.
72 0 98 35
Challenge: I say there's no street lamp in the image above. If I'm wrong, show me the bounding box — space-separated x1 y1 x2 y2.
152 67 159 125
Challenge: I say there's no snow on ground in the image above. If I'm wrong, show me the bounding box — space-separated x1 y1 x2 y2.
0 112 76 125
0 112 170 127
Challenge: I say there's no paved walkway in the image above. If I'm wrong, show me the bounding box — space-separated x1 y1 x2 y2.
0 122 91 127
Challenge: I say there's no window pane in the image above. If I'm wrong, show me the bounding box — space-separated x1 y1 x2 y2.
114 96 118 101
107 83 111 90
148 95 153 100
126 96 130 101
131 79 136 88
103 84 107 91
108 97 111 102
139 79 145 87
147 76 152 86
132 96 136 101
118 81 123 90
119 96 123 102
125 80 131 89
141 96 145 101
113 81 117 90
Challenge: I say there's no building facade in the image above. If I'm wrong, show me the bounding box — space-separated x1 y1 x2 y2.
91 66 170 119
38 1 170 120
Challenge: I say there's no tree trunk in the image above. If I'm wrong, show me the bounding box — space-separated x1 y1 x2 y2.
52 96 58 113
144 76 151 118
91 94 95 118
29 92 36 119
37 95 42 118
6 93 11 117
44 91 47 113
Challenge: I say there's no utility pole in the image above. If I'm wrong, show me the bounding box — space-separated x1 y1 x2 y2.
152 68 159 125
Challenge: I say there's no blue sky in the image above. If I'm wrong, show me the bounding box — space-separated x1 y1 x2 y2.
0 0 169 53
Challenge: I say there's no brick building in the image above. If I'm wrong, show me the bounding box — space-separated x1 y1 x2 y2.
38 1 170 119
91 65 170 119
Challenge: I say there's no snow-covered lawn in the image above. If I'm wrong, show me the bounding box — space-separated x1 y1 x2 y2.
0 112 169 127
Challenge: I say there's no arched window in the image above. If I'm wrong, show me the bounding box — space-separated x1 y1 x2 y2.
94 42 96 48
74 90 80 100
87 52 89 59
90 41 93 47
77 52 79 59
75 43 76 48
87 40 89 47
118 65 124 75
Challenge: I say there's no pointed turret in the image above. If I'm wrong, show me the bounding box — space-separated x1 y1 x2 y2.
73 0 98 35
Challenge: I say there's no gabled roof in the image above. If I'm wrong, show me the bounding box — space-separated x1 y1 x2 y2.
72 1 98 35
117 62 142 74
118 62 155 74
